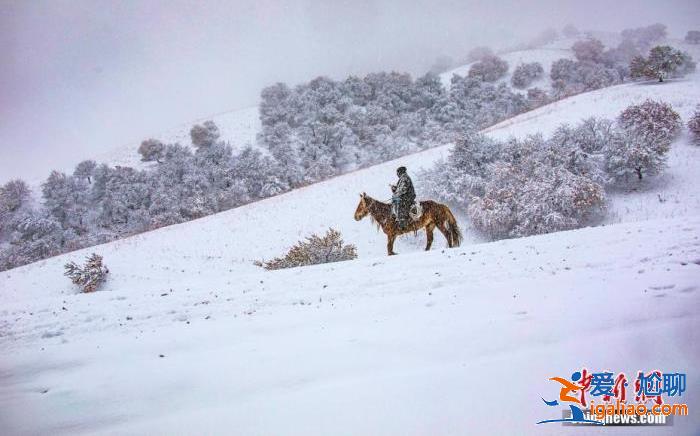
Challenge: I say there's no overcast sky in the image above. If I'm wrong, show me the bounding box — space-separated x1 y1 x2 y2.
1 0 699 183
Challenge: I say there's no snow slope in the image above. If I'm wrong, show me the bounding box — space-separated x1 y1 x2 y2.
2 59 700 435
6 71 699 304
90 106 261 171
439 46 573 92
1 216 698 434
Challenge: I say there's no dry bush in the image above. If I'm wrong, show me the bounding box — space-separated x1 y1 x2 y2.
256 228 357 270
64 253 109 292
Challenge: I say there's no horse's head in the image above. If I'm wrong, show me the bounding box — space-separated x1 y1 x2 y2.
354 192 369 221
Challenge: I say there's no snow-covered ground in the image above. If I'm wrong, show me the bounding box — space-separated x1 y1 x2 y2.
1 216 698 434
2 48 700 434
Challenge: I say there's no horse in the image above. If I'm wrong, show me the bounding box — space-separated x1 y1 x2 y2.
354 192 462 256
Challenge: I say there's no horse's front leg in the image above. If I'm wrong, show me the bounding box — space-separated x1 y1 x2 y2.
387 233 397 256
425 223 435 251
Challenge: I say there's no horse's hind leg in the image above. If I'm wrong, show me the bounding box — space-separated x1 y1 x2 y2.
387 234 397 256
425 223 435 251
436 222 452 248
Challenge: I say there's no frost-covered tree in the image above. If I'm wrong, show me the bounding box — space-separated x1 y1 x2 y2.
605 100 681 182
190 120 220 149
688 105 700 145
73 160 97 184
630 46 695 82
41 170 91 234
468 55 509 82
617 99 681 146
526 87 550 109
97 166 152 231
511 62 544 88
0 179 31 217
0 179 31 238
468 157 604 238
572 38 605 63
258 70 480 183
0 209 65 270
550 57 620 98
231 146 288 201
421 130 606 239
138 139 165 162
603 129 668 182
260 82 293 126
447 75 527 129
467 134 604 238
420 132 500 204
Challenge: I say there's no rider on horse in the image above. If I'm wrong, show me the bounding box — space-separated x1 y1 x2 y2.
391 166 416 229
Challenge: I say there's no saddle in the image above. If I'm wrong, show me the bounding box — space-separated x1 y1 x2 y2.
408 201 423 221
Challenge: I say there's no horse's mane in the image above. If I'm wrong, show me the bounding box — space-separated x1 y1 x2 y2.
364 195 391 231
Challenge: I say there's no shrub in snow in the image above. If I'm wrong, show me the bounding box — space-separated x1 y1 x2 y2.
190 120 220 149
526 87 550 109
617 100 681 146
446 75 528 129
64 253 109 293
468 55 509 82
630 46 696 82
551 117 615 154
421 130 606 240
511 62 544 89
603 130 669 182
419 132 500 204
467 135 606 238
138 139 165 162
256 228 357 270
469 160 605 238
572 38 605 64
550 58 620 98
688 106 700 145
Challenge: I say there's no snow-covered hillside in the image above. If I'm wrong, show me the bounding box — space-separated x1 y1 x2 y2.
6 71 699 302
90 106 261 171
2 46 700 434
84 41 577 176
1 215 698 434
439 46 573 91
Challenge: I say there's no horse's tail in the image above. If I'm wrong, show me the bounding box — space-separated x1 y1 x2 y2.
443 206 462 247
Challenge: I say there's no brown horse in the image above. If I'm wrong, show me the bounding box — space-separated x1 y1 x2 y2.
354 192 462 255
